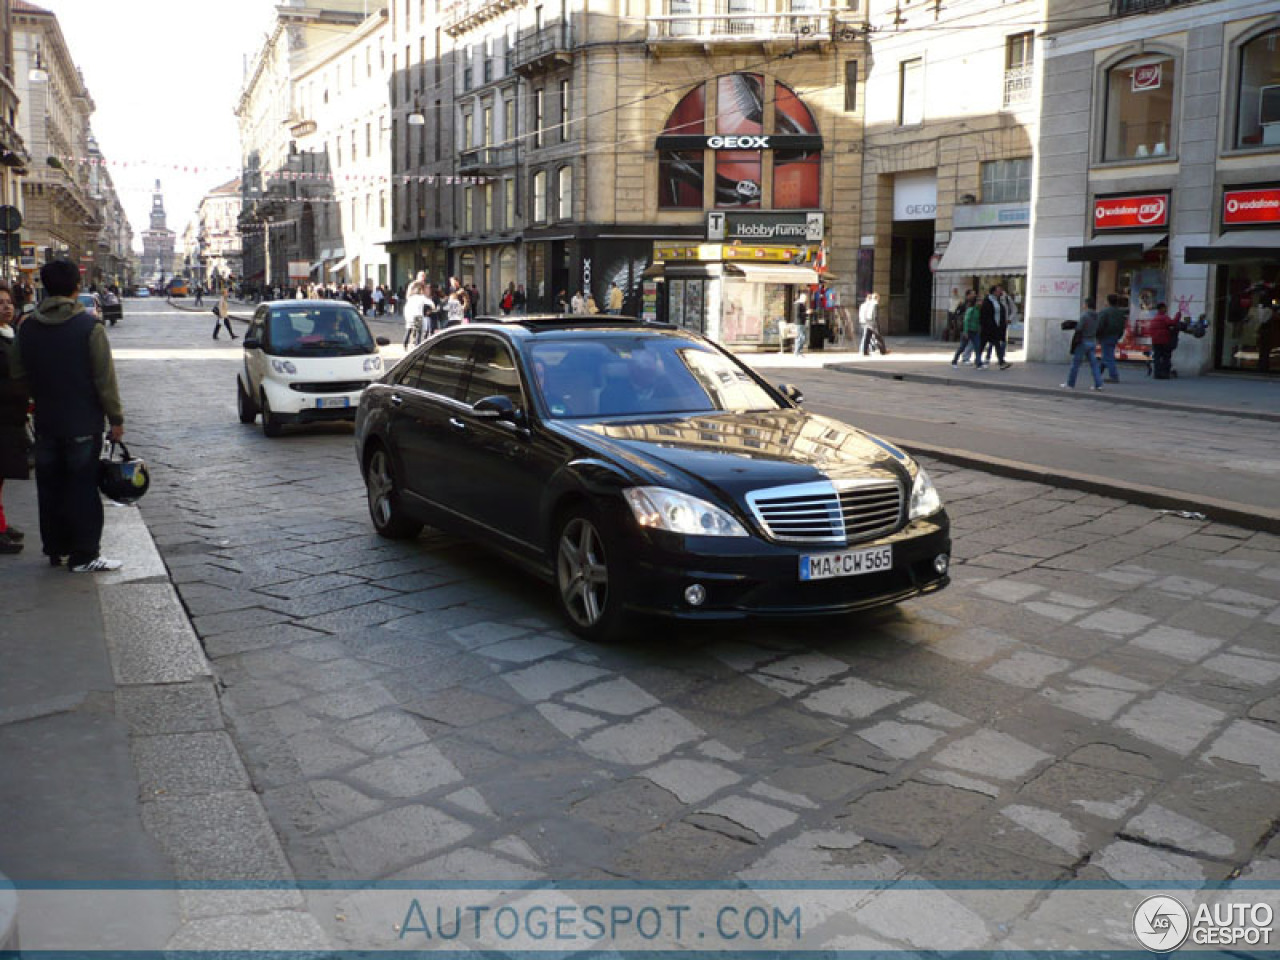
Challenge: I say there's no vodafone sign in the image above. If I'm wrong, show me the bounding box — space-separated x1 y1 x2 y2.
1223 186 1280 227
1093 193 1169 231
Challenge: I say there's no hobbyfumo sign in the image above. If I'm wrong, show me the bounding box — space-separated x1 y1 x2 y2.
707 211 825 242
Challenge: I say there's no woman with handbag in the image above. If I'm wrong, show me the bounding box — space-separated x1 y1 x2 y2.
211 291 236 340
0 283 28 553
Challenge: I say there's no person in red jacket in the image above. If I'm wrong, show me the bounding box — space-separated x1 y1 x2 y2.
1146 303 1180 379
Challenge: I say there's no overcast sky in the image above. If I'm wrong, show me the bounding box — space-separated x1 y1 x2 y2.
37 0 277 252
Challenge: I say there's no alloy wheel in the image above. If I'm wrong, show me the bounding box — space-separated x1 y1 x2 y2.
557 516 609 628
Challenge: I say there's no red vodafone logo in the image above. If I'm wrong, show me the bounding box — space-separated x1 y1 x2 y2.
1094 194 1170 230
1223 187 1280 226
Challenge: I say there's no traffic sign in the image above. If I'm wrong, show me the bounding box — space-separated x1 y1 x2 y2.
0 205 21 232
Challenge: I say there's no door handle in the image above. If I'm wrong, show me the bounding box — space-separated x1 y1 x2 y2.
390 394 404 407
448 417 467 432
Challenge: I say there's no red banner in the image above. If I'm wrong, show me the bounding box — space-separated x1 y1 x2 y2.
1222 187 1280 226
1093 194 1169 230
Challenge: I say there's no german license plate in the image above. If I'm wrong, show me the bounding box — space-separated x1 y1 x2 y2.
799 545 893 581
316 397 350 409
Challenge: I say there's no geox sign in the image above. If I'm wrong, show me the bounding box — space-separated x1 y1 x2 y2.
656 134 823 152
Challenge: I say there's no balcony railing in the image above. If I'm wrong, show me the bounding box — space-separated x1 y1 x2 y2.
512 21 574 73
1114 0 1200 12
458 145 518 172
1002 63 1034 107
443 0 525 36
647 11 834 42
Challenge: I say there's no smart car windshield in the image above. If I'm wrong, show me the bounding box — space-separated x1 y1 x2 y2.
527 336 780 419
267 306 375 356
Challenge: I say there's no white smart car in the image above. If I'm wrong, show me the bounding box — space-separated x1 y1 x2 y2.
236 300 390 436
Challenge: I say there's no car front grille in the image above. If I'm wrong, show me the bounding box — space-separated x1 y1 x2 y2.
288 380 369 394
746 478 903 545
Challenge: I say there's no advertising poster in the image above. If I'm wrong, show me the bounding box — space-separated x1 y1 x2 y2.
668 279 685 329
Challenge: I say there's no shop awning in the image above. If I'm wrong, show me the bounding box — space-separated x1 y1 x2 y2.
1185 233 1280 264
725 264 820 284
936 228 1029 273
308 261 325 274
328 255 353 274
1067 233 1166 262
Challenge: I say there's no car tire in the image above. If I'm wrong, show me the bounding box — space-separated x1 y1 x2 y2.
237 377 257 424
260 391 284 437
364 444 422 540
554 506 626 642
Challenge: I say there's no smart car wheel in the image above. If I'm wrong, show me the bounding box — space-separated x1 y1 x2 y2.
364 444 422 540
554 508 625 642
236 377 257 424
260 391 283 437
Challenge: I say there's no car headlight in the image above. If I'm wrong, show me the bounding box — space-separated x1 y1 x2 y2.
908 466 943 519
270 358 297 375
624 487 748 537
363 356 383 372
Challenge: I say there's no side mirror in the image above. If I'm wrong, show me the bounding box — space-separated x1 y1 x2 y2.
778 383 805 405
375 336 391 347
473 394 525 426
241 337 261 350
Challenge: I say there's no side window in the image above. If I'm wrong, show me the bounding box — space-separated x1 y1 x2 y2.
464 337 523 406
394 354 429 389
417 334 477 400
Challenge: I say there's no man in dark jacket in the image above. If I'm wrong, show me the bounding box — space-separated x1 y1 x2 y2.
1097 293 1127 383
1146 303 1180 380
10 260 125 572
978 285 1013 369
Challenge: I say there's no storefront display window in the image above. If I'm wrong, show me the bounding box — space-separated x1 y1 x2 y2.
658 83 706 209
1103 56 1175 161
716 150 762 208
1094 253 1167 360
774 151 820 208
1217 263 1278 372
668 279 685 328
718 74 764 135
1235 29 1280 149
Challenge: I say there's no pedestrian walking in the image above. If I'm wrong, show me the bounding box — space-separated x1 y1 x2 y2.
1097 293 1126 383
403 273 429 348
607 281 624 315
979 285 1013 369
1061 297 1104 391
211 292 236 339
1145 303 1180 380
193 283 205 307
792 291 808 357
10 260 124 572
500 282 516 316
858 292 885 356
571 290 586 315
0 283 29 554
950 291 982 368
513 284 527 316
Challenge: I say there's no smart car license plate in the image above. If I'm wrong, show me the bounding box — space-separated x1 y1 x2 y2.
799 545 893 581
316 397 350 409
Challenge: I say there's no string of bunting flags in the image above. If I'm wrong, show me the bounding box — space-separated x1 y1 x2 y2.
56 155 493 187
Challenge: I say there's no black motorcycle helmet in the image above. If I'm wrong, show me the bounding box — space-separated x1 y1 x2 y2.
99 440 150 504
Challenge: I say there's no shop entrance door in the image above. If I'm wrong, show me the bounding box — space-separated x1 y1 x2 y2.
890 220 935 334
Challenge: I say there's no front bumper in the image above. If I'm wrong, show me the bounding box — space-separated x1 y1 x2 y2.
261 378 365 418
618 513 951 621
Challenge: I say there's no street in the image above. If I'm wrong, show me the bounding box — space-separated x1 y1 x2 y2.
97 298 1280 894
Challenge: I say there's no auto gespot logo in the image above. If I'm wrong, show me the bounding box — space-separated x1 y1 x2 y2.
1094 194 1169 230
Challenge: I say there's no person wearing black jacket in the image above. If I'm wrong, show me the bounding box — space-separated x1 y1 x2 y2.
0 283 28 553
978 285 1013 370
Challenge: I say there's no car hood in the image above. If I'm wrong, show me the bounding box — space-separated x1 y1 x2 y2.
260 353 378 378
562 409 910 498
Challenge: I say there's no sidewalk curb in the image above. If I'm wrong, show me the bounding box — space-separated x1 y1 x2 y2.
892 435 1280 534
827 363 1280 423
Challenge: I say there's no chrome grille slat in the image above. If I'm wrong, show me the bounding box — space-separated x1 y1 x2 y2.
746 477 903 544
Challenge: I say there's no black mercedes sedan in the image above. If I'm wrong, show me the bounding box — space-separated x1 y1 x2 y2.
354 318 950 641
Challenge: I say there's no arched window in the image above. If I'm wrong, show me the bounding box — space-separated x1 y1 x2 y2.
656 74 822 211
1102 55 1175 161
1235 28 1280 149
557 165 573 220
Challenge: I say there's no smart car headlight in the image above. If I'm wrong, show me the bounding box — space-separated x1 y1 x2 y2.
270 358 297 375
624 487 748 537
908 466 943 519
363 356 383 372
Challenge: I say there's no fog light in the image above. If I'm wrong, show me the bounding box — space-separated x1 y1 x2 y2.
934 554 950 575
684 584 707 606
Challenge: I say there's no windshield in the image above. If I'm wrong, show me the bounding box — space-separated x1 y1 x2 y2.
527 336 780 419
266 306 376 356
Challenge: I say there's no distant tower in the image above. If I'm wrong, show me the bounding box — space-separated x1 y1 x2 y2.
141 180 177 281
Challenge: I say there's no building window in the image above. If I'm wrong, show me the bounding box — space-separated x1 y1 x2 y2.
657 80 706 209
380 190 387 228
504 96 516 146
483 37 494 83
462 110 473 150
485 183 494 232
558 165 573 220
483 104 494 147
351 132 357 162
559 79 570 142
1235 28 1280 149
980 158 1032 203
899 57 924 125
435 101 443 161
714 75 765 208
365 122 372 157
1103 55 1174 161
504 177 515 228
844 60 858 112
532 170 547 223
464 185 474 232
1004 32 1034 107
463 46 473 90
533 88 544 148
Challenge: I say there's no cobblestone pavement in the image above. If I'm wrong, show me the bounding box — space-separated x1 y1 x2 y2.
115 302 1280 890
